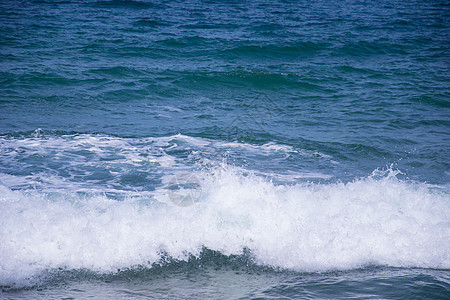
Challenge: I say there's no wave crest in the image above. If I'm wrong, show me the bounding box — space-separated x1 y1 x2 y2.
1 166 449 288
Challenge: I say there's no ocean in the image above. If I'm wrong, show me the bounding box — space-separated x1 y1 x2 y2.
0 0 449 298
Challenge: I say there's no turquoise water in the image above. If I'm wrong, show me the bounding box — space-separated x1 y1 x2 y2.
1 0 449 298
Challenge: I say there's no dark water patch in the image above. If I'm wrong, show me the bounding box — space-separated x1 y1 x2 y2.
409 94 450 108
347 143 393 159
13 72 75 87
88 66 147 78
230 71 321 90
414 119 450 127
0 53 21 62
179 22 225 30
101 45 167 59
32 0 74 3
100 87 149 100
155 36 211 49
93 0 164 9
172 70 326 92
221 41 327 59
337 40 409 56
337 65 380 75
132 18 166 28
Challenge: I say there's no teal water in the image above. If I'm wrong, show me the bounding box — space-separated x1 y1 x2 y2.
1 0 449 298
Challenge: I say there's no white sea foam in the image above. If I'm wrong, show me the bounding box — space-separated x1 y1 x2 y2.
0 166 449 288
0 133 334 193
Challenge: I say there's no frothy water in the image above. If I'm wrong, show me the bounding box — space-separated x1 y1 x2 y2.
1 160 448 288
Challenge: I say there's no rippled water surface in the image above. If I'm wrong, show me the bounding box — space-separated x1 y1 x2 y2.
1 0 449 298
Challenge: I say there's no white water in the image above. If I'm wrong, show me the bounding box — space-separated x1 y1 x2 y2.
1 165 449 288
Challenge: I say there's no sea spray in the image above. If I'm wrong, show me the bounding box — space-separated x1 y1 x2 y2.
1 166 448 288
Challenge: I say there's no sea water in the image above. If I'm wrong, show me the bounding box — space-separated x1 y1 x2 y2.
1 0 449 299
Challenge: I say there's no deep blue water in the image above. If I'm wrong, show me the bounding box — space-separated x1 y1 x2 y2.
1 0 449 298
